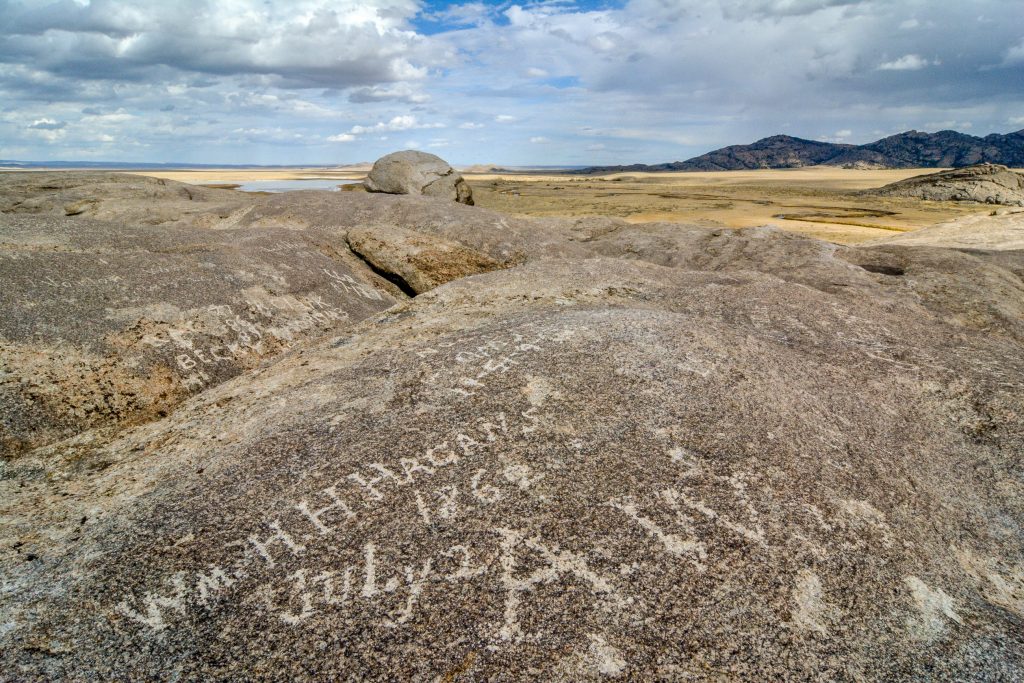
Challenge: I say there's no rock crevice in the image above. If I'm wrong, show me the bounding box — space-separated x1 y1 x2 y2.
345 223 502 296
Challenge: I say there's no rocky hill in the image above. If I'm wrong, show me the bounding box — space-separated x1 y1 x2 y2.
868 163 1024 206
579 129 1024 173
1 171 1023 680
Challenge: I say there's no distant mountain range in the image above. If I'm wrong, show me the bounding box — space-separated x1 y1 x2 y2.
6 129 1023 175
577 129 1024 174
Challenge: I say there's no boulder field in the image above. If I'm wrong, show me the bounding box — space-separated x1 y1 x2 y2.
1 172 1022 681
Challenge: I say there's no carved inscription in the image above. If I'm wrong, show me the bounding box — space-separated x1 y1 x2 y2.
495 528 624 642
141 287 374 388
415 326 554 398
114 409 541 634
321 267 386 301
109 323 854 662
255 541 471 628
611 448 768 565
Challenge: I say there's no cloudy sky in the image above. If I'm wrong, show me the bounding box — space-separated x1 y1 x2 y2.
1 0 1023 165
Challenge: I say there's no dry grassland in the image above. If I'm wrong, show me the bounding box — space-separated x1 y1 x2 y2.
131 166 1004 245
465 167 997 244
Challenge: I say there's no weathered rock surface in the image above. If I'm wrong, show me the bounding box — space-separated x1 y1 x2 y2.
0 171 247 225
2 172 1024 681
347 223 502 294
868 209 1024 254
0 173 395 456
868 163 1024 206
363 150 474 204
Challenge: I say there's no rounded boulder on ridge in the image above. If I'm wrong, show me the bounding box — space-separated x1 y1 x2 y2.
362 150 474 205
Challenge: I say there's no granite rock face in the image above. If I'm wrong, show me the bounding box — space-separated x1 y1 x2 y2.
0 171 245 224
1 172 1023 681
363 150 474 205
0 173 395 456
869 163 1024 206
347 223 501 294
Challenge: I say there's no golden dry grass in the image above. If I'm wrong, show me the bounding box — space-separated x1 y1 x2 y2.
132 166 1006 245
464 167 998 244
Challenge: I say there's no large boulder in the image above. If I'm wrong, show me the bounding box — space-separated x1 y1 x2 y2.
362 150 474 205
868 163 1024 206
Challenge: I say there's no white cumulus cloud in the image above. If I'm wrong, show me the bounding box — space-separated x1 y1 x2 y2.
348 115 444 135
29 118 67 130
877 54 933 71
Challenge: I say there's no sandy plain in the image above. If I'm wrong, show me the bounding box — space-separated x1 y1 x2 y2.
129 166 1011 244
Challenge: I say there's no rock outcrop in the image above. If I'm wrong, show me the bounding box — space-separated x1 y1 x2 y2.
868 209 1024 251
347 224 501 294
0 173 396 456
362 150 474 205
2 172 1023 680
868 163 1024 206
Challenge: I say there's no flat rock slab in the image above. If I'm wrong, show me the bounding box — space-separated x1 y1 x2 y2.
869 210 1024 251
0 171 248 225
